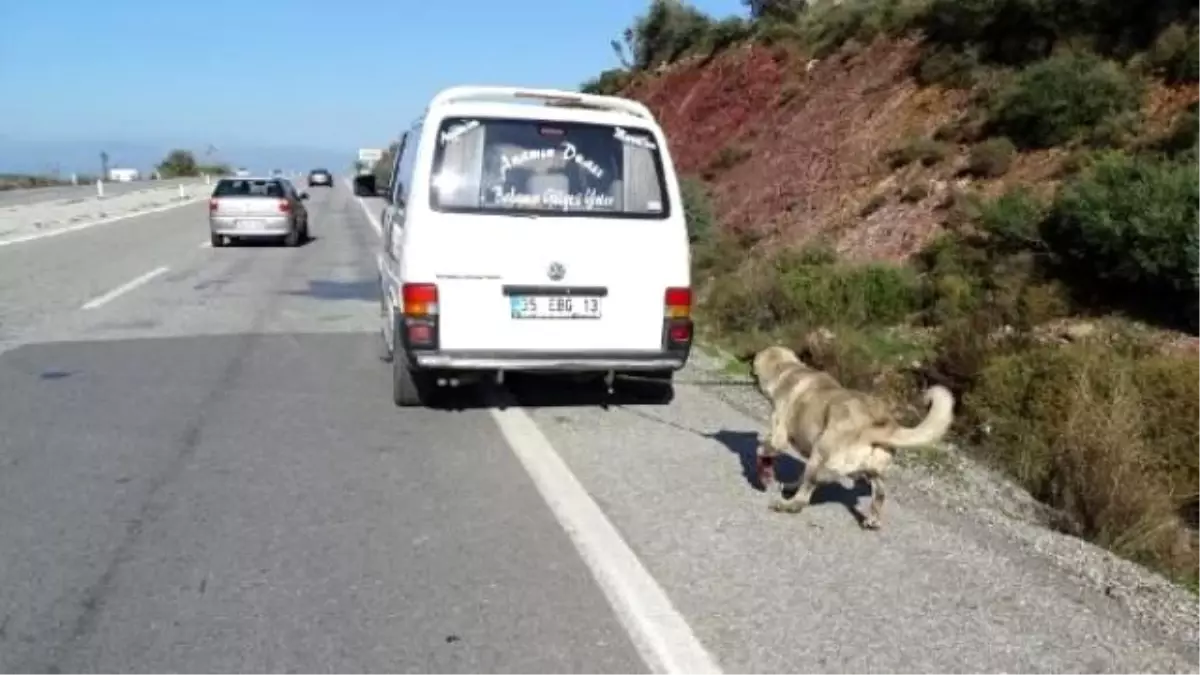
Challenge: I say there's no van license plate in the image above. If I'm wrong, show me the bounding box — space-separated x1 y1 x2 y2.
510 296 602 319
236 219 262 230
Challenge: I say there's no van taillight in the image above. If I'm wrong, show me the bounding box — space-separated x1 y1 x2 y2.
208 198 219 213
278 199 291 213
401 283 439 316
664 287 691 318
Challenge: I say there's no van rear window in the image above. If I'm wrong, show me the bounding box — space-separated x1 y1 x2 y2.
212 179 285 198
429 117 669 219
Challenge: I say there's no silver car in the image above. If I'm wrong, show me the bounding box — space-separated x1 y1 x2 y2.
208 176 310 247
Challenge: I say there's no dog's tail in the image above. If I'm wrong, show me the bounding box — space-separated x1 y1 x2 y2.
868 385 955 449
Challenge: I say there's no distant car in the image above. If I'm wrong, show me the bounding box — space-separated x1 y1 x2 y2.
234 167 251 177
270 168 284 177
208 176 310 248
307 168 333 187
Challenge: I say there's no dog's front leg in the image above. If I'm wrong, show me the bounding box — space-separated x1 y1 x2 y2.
769 459 819 514
861 474 885 530
755 411 789 489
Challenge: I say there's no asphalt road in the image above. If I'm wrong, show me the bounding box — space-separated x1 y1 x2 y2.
0 178 209 209
0 181 1194 673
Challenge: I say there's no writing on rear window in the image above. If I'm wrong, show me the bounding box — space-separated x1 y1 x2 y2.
488 185 616 211
613 126 657 150
430 117 669 219
499 142 604 182
439 119 480 145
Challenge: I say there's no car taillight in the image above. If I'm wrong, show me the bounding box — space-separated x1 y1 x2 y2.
278 199 290 213
401 283 438 316
208 198 219 213
664 287 691 319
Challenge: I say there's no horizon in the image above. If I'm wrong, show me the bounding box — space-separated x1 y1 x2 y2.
1 0 744 172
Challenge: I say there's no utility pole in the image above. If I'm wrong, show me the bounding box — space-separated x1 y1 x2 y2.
99 151 110 182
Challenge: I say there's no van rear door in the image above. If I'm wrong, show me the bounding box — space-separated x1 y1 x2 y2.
421 116 684 355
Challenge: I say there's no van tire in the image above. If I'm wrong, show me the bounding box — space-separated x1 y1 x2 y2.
210 233 224 248
283 227 301 247
392 354 431 407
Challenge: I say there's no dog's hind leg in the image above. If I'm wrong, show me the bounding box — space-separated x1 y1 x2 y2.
769 458 820 514
860 474 885 530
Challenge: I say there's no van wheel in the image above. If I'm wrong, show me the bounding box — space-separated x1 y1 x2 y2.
392 354 432 407
283 227 301 247
210 233 224 248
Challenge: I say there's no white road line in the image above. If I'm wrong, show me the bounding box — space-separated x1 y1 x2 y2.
0 197 207 249
81 266 170 310
348 184 722 675
486 399 723 674
346 179 383 236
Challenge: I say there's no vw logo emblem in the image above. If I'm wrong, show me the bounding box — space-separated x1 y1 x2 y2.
547 262 566 281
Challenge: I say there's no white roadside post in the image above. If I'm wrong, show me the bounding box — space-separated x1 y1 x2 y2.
178 184 185 198
96 179 104 198
70 172 78 186
204 173 211 185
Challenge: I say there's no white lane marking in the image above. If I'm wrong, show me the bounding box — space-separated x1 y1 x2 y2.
0 197 208 249
486 399 723 675
345 179 383 236
81 266 170 310
348 184 722 675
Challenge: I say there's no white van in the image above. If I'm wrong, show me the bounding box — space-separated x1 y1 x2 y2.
376 86 693 407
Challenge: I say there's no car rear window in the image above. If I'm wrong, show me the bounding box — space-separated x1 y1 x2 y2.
212 179 286 198
429 117 669 219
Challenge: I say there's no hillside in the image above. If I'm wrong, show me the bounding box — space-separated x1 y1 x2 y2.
584 0 1199 590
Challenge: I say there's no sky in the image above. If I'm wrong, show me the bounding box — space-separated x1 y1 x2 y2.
0 0 746 158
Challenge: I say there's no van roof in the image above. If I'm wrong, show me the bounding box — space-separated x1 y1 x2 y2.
424 85 657 126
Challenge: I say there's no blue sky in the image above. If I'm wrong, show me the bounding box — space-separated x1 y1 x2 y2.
1 0 745 155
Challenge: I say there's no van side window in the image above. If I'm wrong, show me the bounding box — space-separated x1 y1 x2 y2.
396 123 420 205
388 133 407 205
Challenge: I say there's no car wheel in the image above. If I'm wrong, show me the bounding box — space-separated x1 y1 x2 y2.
283 226 301 247
210 233 224 248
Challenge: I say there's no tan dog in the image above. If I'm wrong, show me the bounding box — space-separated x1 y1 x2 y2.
751 345 955 529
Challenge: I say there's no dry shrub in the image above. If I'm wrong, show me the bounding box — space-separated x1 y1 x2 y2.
967 342 1199 584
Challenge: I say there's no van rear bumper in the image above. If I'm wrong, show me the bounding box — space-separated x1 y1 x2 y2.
411 350 687 372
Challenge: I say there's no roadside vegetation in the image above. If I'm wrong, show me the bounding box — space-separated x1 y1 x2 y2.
585 0 1199 589
154 149 231 178
0 173 77 191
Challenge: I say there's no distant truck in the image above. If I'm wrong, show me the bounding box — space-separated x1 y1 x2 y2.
352 147 385 196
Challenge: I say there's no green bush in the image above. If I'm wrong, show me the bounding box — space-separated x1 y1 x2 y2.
986 52 1142 149
883 136 952 168
1146 22 1200 84
976 186 1046 249
625 0 720 70
1040 151 1199 327
701 245 923 337
580 68 632 95
915 45 983 87
967 341 1199 585
680 177 717 243
965 136 1017 177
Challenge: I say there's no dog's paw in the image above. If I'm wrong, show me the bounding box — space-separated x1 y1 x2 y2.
768 497 805 514
754 455 776 490
860 516 882 530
